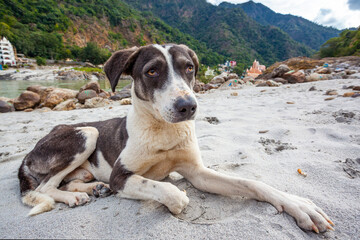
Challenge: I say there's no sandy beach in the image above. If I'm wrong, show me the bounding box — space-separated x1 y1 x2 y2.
0 78 359 239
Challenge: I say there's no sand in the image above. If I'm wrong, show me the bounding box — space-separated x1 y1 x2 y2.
0 78 359 239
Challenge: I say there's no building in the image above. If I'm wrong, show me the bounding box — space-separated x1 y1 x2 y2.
246 60 266 78
0 37 17 66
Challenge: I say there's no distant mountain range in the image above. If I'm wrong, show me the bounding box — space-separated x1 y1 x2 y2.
0 0 343 67
219 1 341 50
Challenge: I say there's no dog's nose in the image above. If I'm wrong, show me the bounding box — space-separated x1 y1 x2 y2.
174 96 197 120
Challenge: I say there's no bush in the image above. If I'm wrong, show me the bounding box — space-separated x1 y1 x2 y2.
36 56 46 66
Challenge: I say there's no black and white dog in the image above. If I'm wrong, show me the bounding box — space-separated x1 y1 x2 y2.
18 44 334 233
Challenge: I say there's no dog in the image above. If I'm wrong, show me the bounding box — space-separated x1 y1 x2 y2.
18 44 334 233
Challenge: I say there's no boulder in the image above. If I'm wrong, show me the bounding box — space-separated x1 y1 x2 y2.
273 78 288 84
53 99 77 111
77 89 98 104
83 97 110 108
27 85 48 95
227 73 239 80
56 71 90 81
283 70 305 83
316 67 331 74
203 83 218 91
13 91 41 110
306 73 329 82
0 97 14 104
98 91 111 99
79 81 101 93
266 80 282 87
210 75 225 84
271 64 291 78
345 69 357 75
110 89 131 101
243 76 255 83
0 100 14 113
43 88 78 108
120 98 132 105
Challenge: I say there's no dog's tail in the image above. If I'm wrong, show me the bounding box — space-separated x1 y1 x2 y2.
21 191 55 216
18 161 55 216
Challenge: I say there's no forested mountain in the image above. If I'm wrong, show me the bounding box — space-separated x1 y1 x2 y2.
123 0 313 67
220 1 341 50
319 28 360 57
0 0 224 65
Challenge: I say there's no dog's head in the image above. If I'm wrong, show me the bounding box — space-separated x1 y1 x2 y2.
104 44 199 123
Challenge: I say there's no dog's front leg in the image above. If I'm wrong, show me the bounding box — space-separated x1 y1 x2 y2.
178 164 334 233
113 174 189 214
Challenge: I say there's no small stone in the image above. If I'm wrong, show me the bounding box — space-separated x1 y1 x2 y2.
120 98 132 105
230 92 238 96
325 90 338 95
352 86 360 91
260 90 266 92
335 117 346 123
325 97 335 101
286 101 295 104
308 86 317 91
24 108 33 112
351 93 360 98
259 130 269 134
200 194 206 199
343 92 355 97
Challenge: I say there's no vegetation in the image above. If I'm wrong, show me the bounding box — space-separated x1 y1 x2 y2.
125 0 314 67
319 28 360 57
35 56 46 66
222 1 341 50
72 67 104 73
0 0 225 66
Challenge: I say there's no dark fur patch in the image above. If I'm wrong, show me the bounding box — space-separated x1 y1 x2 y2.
109 160 133 193
18 125 87 193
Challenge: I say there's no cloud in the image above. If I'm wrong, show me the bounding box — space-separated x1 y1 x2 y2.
348 0 360 10
314 8 345 29
319 9 331 15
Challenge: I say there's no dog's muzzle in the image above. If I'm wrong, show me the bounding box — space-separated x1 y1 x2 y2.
173 96 197 122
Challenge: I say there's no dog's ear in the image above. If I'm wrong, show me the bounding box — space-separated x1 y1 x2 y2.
179 44 199 76
104 46 140 92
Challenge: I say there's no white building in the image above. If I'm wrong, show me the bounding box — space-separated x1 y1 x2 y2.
0 37 17 66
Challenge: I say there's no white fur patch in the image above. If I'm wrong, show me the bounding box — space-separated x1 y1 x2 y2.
81 151 113 183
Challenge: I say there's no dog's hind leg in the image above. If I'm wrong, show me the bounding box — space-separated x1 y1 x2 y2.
22 126 99 215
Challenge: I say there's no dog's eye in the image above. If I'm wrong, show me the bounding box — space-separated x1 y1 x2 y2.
186 66 194 73
146 69 159 77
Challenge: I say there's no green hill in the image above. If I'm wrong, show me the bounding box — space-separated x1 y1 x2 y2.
220 1 341 50
123 0 314 67
0 0 224 65
319 28 360 57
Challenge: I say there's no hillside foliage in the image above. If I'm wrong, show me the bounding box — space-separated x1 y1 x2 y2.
319 28 360 57
221 1 341 50
0 0 224 65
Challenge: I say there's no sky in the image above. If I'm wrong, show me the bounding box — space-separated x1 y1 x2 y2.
207 0 360 30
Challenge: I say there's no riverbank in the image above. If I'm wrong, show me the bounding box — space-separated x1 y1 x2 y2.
0 78 359 239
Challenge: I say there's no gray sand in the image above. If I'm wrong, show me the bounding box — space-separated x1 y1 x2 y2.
0 78 359 239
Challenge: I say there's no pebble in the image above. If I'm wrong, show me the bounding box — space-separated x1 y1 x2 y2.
343 92 355 97
259 130 269 134
286 101 295 104
230 92 238 96
325 97 335 101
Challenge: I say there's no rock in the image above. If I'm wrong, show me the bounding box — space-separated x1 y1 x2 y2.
227 73 239 80
0 97 14 104
210 76 225 84
77 89 98 104
325 90 338 95
266 80 282 87
27 85 48 95
120 98 132 105
345 69 357 75
283 70 305 83
34 107 52 112
110 90 131 101
316 67 331 74
43 88 78 108
351 93 360 98
325 97 335 101
271 64 291 78
243 76 255 83
273 78 288 84
13 91 41 110
85 62 96 68
306 73 329 82
79 81 101 93
53 99 77 111
203 83 217 91
0 100 14 113
193 80 205 93
286 101 295 104
352 86 360 91
56 71 90 81
259 130 269 134
24 108 33 112
83 97 111 108
308 86 317 91
230 92 238 96
343 92 355 97
98 91 111 99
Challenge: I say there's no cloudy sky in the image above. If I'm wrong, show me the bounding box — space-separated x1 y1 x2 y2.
207 0 360 30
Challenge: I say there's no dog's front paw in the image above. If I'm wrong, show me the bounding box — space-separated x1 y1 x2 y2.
276 194 334 233
92 183 112 198
162 183 189 215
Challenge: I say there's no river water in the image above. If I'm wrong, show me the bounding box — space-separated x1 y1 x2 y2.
0 78 131 99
